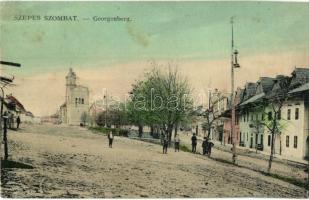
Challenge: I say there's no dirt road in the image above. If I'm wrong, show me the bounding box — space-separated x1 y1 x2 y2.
1 124 308 198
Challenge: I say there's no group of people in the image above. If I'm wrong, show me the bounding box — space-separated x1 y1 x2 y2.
202 136 214 156
108 130 214 157
192 133 214 156
162 134 180 154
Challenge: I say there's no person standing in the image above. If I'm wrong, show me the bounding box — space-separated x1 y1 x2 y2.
191 133 197 153
202 137 209 155
108 131 114 148
174 134 180 152
163 136 168 154
16 116 21 129
207 140 214 157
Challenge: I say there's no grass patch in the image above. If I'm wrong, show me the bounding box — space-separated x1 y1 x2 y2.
88 126 110 135
179 144 191 153
88 126 129 137
261 171 309 189
211 157 235 165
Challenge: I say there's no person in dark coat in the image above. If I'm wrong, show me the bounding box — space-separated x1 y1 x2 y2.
174 135 180 152
163 137 168 154
202 137 209 155
207 140 214 157
191 133 197 153
16 116 21 129
107 131 114 148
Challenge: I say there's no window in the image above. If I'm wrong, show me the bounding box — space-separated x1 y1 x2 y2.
295 108 299 120
268 135 271 146
75 98 78 105
286 136 289 147
287 109 291 120
294 136 297 148
251 114 253 121
82 98 84 104
268 112 272 120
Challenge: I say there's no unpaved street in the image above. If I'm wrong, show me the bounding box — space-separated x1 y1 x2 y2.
1 124 308 198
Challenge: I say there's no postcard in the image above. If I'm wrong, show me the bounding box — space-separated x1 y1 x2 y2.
0 1 308 198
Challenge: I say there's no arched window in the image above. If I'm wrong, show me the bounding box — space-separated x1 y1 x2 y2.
82 98 84 104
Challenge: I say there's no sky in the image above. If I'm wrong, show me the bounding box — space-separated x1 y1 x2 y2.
0 1 309 116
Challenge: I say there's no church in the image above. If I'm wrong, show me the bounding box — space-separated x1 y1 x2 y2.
60 68 89 125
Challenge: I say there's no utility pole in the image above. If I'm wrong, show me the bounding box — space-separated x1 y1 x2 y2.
104 90 108 127
230 17 240 164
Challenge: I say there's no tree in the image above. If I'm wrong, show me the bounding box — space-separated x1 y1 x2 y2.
95 104 129 128
128 65 194 143
201 91 227 139
250 77 290 173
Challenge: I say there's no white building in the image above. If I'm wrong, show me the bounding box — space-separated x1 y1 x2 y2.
262 69 309 162
235 68 309 163
60 68 89 125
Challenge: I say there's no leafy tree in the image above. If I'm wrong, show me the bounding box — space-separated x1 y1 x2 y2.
128 65 194 143
95 103 129 128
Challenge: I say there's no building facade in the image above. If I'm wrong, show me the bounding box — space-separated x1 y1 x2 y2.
60 68 89 125
234 68 309 162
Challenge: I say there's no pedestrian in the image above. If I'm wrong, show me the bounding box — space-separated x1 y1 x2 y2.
107 131 114 148
191 133 197 153
202 137 209 155
207 140 214 157
163 136 168 154
174 134 180 152
16 116 21 129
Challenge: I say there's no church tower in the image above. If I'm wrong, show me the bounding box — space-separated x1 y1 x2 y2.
66 68 76 86
60 68 89 125
65 68 76 106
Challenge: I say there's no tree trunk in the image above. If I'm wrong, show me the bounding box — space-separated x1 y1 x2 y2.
150 125 154 137
168 125 173 145
268 131 275 173
207 127 211 138
174 123 178 138
138 125 143 138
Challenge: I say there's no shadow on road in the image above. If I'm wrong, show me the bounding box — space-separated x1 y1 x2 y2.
1 159 34 169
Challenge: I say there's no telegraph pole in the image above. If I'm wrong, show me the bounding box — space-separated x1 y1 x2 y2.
104 90 108 127
230 17 240 164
